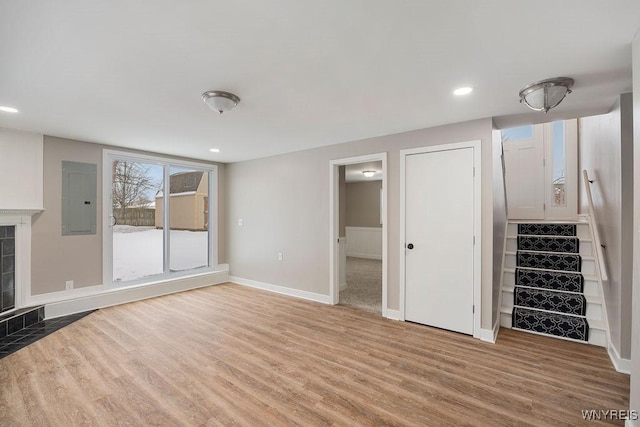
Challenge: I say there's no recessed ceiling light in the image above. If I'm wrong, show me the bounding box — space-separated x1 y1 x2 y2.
453 87 473 96
0 106 19 113
209 148 220 153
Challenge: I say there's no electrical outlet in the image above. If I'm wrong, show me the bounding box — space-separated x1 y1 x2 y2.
65 280 74 290
278 252 283 261
238 218 243 227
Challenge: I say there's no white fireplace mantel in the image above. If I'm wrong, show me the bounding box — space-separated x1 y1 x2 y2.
0 209 44 216
0 210 39 313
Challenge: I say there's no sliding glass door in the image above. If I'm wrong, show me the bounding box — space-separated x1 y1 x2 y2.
168 166 209 273
106 152 216 285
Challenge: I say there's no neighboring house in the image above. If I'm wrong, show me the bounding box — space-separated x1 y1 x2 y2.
155 171 209 231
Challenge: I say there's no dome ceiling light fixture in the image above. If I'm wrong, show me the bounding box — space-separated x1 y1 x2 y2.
202 90 240 114
519 77 574 113
362 170 376 178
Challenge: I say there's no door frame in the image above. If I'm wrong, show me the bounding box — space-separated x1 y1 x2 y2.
102 149 218 288
329 153 388 316
399 140 481 338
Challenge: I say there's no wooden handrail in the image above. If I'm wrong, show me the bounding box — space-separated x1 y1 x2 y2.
582 170 608 282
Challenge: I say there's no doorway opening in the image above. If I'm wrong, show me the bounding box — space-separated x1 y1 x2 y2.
329 153 387 316
502 120 578 220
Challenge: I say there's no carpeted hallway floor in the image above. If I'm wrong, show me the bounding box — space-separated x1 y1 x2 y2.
339 256 382 314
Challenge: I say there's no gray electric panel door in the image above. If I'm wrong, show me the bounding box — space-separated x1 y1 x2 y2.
62 161 97 235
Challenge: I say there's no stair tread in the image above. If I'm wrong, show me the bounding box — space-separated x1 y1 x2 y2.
507 250 594 261
509 220 587 224
503 285 601 302
514 249 589 257
588 319 605 330
512 304 586 318
504 266 598 281
507 234 592 242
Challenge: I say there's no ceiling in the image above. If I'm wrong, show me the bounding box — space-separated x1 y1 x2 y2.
345 162 382 183
0 1 638 163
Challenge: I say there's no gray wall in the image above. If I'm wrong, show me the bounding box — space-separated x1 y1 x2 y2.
346 180 382 228
338 166 346 237
31 135 226 295
578 94 633 358
32 137 104 294
226 117 501 330
630 33 640 427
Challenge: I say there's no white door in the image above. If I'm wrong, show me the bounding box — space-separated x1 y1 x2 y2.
404 147 475 335
503 124 545 219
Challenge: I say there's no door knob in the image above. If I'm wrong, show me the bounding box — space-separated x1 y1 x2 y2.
407 243 414 250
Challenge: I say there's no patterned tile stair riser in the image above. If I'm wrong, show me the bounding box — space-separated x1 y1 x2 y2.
517 236 579 253
518 223 577 237
513 307 589 342
514 287 586 316
517 251 581 272
515 268 584 293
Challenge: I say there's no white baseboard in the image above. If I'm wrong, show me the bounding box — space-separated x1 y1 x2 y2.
480 320 500 343
230 276 331 305
346 253 382 260
385 309 401 320
608 342 631 374
26 284 104 306
44 270 229 319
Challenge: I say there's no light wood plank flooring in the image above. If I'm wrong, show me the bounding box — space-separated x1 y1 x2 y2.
0 283 630 426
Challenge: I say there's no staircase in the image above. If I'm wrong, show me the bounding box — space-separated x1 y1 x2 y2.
500 220 606 346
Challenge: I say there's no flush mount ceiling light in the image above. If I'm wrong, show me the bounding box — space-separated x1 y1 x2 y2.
209 148 220 153
362 170 376 178
0 106 19 113
453 87 473 96
519 77 574 113
202 91 240 114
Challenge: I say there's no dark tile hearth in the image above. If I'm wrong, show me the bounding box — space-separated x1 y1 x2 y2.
0 310 95 359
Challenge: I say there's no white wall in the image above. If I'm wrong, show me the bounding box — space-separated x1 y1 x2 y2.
629 33 640 427
345 226 382 260
226 118 502 330
0 128 43 210
491 127 508 327
578 94 633 359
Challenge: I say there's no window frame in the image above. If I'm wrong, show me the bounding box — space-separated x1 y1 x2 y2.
102 149 218 288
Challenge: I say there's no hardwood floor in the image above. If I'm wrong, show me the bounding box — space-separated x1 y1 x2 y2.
0 283 630 426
